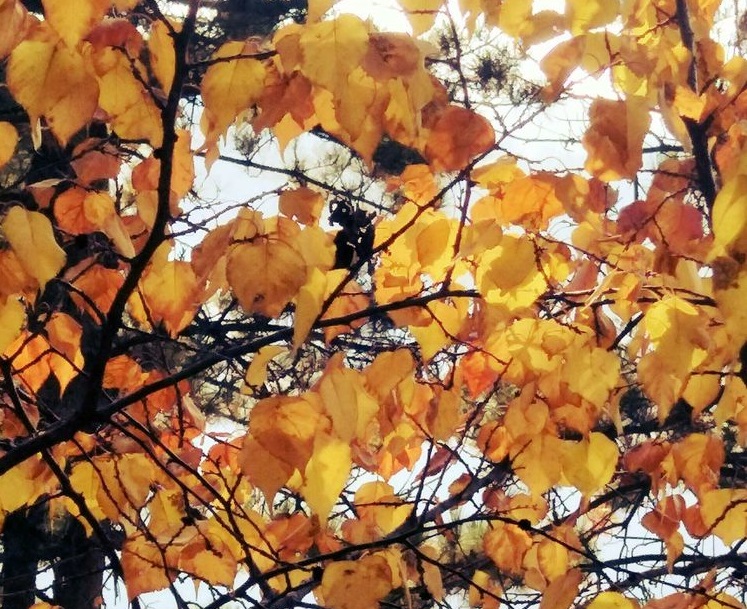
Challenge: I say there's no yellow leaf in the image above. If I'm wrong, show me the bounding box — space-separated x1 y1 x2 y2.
302 433 351 519
250 394 326 472
714 267 747 347
495 0 534 37
0 0 32 59
469 570 502 609
54 187 136 258
66 461 107 526
239 436 294 508
567 0 619 34
245 345 286 390
705 593 745 609
91 47 162 146
179 519 238 587
299 15 370 97
293 266 326 349
307 0 337 22
149 19 176 93
399 0 441 35
0 121 18 168
477 235 546 311
0 297 25 353
43 0 110 47
319 555 393 609
227 237 307 317
319 356 379 443
711 174 747 258
561 432 618 496
351 481 411 537
637 297 710 418
0 456 55 515
671 434 724 496
588 592 639 609
561 344 620 408
46 311 84 391
2 206 65 289
583 97 651 182
8 26 99 144
139 243 203 337
201 40 266 148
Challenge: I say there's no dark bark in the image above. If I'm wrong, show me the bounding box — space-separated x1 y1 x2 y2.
1 511 39 609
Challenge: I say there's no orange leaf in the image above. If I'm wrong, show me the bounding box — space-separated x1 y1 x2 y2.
425 105 495 171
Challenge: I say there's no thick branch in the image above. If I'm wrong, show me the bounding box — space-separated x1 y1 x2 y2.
674 0 718 211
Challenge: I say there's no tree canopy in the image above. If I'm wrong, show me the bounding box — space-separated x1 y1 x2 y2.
0 1 746 609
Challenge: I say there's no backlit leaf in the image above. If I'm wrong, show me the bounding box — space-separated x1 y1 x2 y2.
583 97 651 181
8 25 99 144
0 297 24 353
319 555 393 609
201 40 266 150
228 237 307 317
302 432 351 519
279 187 325 226
149 19 176 93
42 0 110 47
425 105 495 171
588 592 640 609
2 206 65 289
561 432 618 496
567 0 619 34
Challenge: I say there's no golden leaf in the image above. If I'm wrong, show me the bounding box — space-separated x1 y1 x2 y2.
2 206 65 289
319 555 393 609
43 0 110 47
122 534 174 600
298 15 370 97
588 592 639 609
0 122 18 168
279 187 325 225
583 97 651 182
201 40 266 149
567 0 619 34
228 237 307 317
484 521 533 574
149 19 176 93
7 25 99 144
561 432 618 497
91 46 162 146
539 569 584 609
302 432 351 519
138 243 203 336
0 297 25 353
